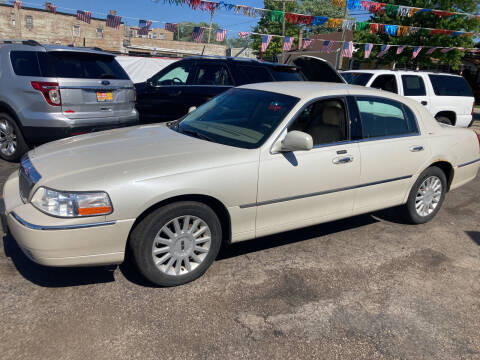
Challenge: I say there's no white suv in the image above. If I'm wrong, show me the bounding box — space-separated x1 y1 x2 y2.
342 70 475 127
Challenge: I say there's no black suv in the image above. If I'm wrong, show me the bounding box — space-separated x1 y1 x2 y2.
135 56 344 123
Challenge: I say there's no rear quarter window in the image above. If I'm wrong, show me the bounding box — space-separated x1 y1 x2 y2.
235 65 273 85
38 52 130 80
428 74 473 97
270 68 302 81
10 51 42 76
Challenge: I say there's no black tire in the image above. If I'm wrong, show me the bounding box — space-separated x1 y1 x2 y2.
403 166 447 224
129 201 222 286
0 112 28 162
435 116 453 126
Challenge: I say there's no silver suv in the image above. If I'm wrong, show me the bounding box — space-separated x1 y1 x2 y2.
0 40 138 161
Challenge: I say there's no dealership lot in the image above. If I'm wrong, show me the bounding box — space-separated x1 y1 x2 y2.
0 150 479 359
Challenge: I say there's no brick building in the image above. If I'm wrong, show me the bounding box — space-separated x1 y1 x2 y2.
0 3 226 56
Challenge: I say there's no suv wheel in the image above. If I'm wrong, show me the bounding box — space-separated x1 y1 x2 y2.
130 201 222 286
403 166 447 224
0 113 28 162
435 116 453 126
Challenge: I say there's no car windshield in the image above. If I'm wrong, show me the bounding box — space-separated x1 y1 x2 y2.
176 88 299 149
342 72 373 86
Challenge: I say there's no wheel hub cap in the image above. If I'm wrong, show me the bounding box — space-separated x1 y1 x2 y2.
152 215 211 276
415 176 442 217
0 119 17 156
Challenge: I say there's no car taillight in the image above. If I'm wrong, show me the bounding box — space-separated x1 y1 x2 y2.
476 131 480 153
31 81 61 106
133 87 137 102
472 102 475 116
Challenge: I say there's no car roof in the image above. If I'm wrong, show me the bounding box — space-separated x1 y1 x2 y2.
0 41 114 56
181 56 295 68
342 69 462 77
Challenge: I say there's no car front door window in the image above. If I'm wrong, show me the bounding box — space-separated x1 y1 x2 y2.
152 63 194 86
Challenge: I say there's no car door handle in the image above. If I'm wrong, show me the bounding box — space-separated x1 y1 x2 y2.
169 90 182 96
421 101 428 105
410 145 424 152
333 156 353 164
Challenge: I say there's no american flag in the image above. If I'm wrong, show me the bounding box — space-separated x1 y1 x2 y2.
106 14 122 29
440 48 453 53
45 2 56 14
426 47 437 55
342 41 353 58
412 46 422 59
364 43 373 58
321 40 334 53
261 35 272 53
377 44 390 58
138 20 152 35
77 10 91 24
11 0 21 9
165 23 177 32
302 38 312 49
238 32 250 38
396 45 405 55
216 29 227 42
283 37 293 51
191 27 204 43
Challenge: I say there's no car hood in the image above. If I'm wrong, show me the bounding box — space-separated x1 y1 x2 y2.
28 124 252 190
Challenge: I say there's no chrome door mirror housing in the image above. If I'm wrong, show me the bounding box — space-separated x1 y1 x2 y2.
272 130 313 153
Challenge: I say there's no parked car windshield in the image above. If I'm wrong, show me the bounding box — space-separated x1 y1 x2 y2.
342 72 374 86
37 52 130 80
177 88 299 149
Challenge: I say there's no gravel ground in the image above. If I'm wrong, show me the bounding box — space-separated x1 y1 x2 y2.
0 146 479 360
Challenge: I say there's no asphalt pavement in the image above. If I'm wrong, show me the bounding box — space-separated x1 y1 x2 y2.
0 150 480 359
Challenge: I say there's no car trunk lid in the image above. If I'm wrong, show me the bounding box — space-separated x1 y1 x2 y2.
291 56 346 83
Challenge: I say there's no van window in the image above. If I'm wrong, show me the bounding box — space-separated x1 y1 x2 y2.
428 75 473 97
236 65 272 85
402 75 426 96
342 72 373 86
357 97 417 139
10 51 41 76
371 74 398 93
38 52 130 80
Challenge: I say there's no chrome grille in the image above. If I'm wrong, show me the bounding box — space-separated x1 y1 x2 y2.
19 155 41 203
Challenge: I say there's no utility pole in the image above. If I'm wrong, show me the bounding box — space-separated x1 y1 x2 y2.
207 10 214 43
335 6 349 70
273 0 297 63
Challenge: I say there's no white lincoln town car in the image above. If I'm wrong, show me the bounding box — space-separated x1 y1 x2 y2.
3 83 480 286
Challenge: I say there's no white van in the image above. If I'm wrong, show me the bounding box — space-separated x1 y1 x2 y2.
342 70 475 127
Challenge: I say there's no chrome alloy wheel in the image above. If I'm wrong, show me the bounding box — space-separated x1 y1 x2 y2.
152 215 211 276
0 119 17 156
415 176 442 217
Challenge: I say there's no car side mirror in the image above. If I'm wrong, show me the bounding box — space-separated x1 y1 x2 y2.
188 106 197 114
272 131 313 153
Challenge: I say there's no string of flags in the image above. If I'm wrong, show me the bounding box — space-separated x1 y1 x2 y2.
344 0 480 21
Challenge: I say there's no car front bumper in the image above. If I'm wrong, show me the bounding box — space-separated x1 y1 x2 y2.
3 171 135 267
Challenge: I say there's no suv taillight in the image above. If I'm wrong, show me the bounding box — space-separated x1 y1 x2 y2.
472 102 475 116
31 81 61 106
133 87 137 102
476 131 480 153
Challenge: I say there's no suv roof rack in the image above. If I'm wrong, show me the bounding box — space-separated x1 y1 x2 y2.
66 45 104 52
0 39 41 46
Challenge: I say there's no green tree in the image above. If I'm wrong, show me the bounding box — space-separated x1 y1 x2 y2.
227 37 251 48
353 1 480 69
176 21 226 44
251 0 343 60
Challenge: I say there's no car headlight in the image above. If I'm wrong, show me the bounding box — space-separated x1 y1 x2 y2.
31 187 112 217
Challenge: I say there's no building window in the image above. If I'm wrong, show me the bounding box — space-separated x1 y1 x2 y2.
96 28 103 39
158 34 164 40
25 15 33 29
148 33 153 39
11 13 16 27
72 25 80 37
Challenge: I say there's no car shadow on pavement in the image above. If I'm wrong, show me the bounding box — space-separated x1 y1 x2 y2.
465 231 480 245
3 232 116 287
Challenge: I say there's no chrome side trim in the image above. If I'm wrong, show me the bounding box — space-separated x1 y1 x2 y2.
59 85 133 90
458 158 480 168
239 175 412 209
10 212 116 231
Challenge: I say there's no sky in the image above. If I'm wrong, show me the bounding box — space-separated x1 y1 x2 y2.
21 0 370 38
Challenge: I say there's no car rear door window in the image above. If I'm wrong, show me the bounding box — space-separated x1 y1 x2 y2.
428 74 473 96
370 74 398 93
236 65 273 85
37 52 129 80
289 98 348 145
10 51 42 76
402 75 426 96
194 64 233 86
357 97 418 139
